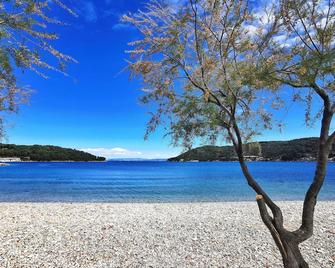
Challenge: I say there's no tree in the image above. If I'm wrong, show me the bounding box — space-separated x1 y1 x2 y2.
123 0 335 267
245 142 262 156
0 0 76 136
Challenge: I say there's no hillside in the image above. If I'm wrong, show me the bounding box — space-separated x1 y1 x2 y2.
168 138 335 162
0 144 105 162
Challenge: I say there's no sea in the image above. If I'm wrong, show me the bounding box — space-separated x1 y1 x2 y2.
0 161 334 202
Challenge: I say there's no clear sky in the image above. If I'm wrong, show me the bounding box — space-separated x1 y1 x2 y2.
4 0 325 159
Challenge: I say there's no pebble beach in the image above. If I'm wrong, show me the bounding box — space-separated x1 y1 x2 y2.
0 201 334 268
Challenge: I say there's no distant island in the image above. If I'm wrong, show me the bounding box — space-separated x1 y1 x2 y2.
0 144 105 162
168 137 335 162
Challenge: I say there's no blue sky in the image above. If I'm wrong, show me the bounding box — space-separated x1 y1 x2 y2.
4 0 324 159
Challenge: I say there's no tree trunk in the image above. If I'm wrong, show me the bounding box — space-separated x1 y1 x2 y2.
280 238 308 268
227 102 334 268
256 195 309 268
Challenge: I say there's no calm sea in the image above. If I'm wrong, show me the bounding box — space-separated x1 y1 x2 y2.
0 161 334 202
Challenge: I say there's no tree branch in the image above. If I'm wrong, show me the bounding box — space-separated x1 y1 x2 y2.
297 105 333 242
256 195 287 259
226 119 284 229
311 83 331 110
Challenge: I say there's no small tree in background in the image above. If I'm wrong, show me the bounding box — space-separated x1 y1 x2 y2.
123 0 335 267
245 142 262 157
0 0 76 135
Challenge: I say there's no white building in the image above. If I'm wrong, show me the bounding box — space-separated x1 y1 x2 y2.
0 157 21 162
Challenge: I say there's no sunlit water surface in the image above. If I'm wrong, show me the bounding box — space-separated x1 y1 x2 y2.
0 161 334 202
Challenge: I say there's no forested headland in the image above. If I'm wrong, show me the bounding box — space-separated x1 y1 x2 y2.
0 144 105 162
169 138 335 162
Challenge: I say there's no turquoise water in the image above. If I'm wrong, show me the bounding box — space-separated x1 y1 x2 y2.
0 161 334 202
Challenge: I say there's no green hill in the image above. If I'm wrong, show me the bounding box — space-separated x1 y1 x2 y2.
168 138 335 162
0 144 105 162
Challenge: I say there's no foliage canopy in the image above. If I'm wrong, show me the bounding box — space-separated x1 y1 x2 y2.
123 0 335 148
0 0 76 135
124 0 335 266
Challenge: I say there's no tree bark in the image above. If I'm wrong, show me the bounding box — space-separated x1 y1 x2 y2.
281 240 309 268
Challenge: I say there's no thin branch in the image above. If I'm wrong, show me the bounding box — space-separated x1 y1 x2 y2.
293 3 321 56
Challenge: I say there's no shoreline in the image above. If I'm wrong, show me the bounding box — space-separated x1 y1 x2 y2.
0 201 333 267
4 159 335 163
0 198 334 203
168 158 335 162
0 160 107 163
